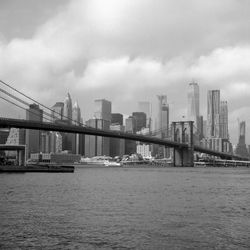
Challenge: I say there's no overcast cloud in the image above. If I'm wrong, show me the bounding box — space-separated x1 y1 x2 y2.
0 0 250 144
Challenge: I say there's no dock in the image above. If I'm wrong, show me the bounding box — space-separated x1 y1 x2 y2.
0 164 74 173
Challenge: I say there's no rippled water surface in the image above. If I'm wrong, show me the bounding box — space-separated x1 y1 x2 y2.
1 166 250 249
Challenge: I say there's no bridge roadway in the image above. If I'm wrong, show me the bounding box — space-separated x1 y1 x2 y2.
0 117 188 149
0 117 247 161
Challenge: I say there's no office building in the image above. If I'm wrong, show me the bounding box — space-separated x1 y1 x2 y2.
94 99 112 121
72 101 83 155
63 93 72 122
235 121 248 157
110 124 125 157
138 101 151 128
136 144 152 159
0 129 9 144
132 112 147 132
84 118 110 157
219 101 229 139
72 101 81 125
26 104 43 158
207 90 220 138
125 116 135 133
157 95 169 138
125 116 136 155
203 120 207 138
187 82 200 126
111 113 123 125
51 102 64 122
41 132 50 153
5 128 25 157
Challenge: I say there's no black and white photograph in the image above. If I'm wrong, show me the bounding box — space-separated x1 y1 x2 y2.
0 0 250 249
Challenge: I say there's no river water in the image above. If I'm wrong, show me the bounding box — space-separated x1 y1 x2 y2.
0 166 250 249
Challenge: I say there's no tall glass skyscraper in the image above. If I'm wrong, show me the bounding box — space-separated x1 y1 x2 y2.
72 101 81 125
63 93 72 122
157 95 169 139
207 90 220 138
235 121 248 157
219 101 229 139
187 82 199 129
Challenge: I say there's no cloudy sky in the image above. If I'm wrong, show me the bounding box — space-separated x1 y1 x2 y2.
0 0 250 144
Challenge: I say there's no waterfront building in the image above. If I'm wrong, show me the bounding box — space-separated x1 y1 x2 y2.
235 121 248 157
5 128 26 157
111 113 123 125
63 93 72 122
110 124 125 157
84 118 110 157
30 152 81 164
219 101 229 139
6 128 25 145
94 99 112 122
51 102 64 122
207 90 220 138
0 129 9 144
136 144 152 159
132 112 147 132
26 104 43 158
156 95 169 139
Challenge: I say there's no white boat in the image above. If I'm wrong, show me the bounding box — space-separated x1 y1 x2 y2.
103 160 122 167
80 156 113 165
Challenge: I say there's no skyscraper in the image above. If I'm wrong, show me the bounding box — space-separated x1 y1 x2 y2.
138 101 151 128
235 121 248 157
63 93 72 122
132 112 147 132
94 99 112 121
219 101 229 139
111 113 123 125
26 104 43 157
157 95 169 138
72 101 81 125
84 99 111 157
207 90 220 138
110 124 125 157
187 82 202 137
125 116 136 155
51 102 64 122
84 118 110 157
187 82 199 125
72 101 82 154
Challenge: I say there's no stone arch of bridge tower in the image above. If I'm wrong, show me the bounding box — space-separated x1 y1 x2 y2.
171 121 194 167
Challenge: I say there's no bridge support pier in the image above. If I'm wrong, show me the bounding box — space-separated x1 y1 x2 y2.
172 121 194 167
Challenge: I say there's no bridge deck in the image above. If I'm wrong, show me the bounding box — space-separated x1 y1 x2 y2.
0 117 248 161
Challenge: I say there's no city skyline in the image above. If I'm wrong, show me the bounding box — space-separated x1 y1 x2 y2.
0 0 250 145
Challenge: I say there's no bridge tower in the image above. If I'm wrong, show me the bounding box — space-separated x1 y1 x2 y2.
171 121 194 167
